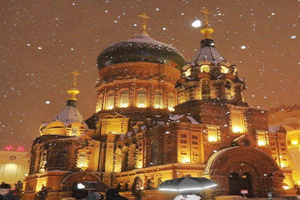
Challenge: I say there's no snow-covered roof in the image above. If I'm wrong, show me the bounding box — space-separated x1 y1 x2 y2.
53 105 88 128
169 114 199 124
190 38 226 66
97 33 185 69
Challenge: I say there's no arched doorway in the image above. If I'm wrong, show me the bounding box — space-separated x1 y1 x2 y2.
60 171 109 199
204 146 284 198
229 172 254 197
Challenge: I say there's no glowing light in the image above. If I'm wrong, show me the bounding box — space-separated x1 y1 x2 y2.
137 103 146 108
221 66 229 73
120 103 128 108
291 140 298 145
258 140 266 146
192 19 202 28
77 183 85 189
241 45 246 49
282 184 289 190
107 105 114 110
208 136 218 142
168 107 174 111
232 127 242 133
181 158 190 163
45 101 50 104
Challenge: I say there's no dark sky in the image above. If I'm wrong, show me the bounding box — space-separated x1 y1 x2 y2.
0 0 299 150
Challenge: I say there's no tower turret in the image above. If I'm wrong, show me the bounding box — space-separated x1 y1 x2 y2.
176 9 246 106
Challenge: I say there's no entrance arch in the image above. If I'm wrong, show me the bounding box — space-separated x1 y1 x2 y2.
60 171 109 199
204 146 284 197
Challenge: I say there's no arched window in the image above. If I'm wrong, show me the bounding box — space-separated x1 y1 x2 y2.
114 148 122 172
168 93 175 111
221 66 229 73
231 109 246 133
225 80 234 100
106 91 114 110
201 79 210 99
200 65 210 73
120 90 129 108
208 126 219 142
96 93 103 112
151 140 160 166
76 152 88 170
137 90 147 108
154 91 163 109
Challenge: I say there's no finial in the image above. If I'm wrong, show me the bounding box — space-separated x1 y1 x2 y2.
200 9 214 39
67 70 80 103
138 13 150 35
201 9 211 26
71 69 80 87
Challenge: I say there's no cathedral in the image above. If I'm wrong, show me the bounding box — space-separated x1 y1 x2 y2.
23 12 297 200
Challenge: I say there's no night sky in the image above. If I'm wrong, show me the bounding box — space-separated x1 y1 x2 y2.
0 0 299 150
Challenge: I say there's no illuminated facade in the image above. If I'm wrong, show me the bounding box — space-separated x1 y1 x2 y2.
0 149 29 187
269 106 300 194
23 13 296 200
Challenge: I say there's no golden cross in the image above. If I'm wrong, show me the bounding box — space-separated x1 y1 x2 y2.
201 9 211 26
71 70 80 87
139 13 150 30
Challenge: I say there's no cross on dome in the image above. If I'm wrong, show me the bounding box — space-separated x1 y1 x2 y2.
201 9 211 26
71 69 80 87
67 70 80 102
138 13 150 35
200 9 214 39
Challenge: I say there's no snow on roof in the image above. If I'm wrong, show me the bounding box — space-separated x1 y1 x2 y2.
101 34 185 59
190 46 225 66
204 146 239 175
53 105 88 128
169 114 199 124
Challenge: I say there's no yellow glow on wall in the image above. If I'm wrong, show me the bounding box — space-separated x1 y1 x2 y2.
292 140 298 145
168 107 175 111
120 103 128 108
208 136 218 142
281 163 286 168
232 126 243 133
76 153 88 170
137 103 146 108
231 109 246 133
258 140 266 146
208 127 218 142
181 157 190 163
221 66 229 73
107 105 114 110
201 65 210 73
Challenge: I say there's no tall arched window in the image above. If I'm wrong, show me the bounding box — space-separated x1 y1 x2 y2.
168 93 175 111
154 91 163 109
120 90 129 108
200 65 210 73
96 93 103 112
76 152 88 170
137 90 147 108
106 91 115 110
225 80 234 100
151 140 160 166
201 79 210 99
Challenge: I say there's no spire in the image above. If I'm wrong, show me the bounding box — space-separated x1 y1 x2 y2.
67 70 80 105
200 9 214 39
138 13 150 36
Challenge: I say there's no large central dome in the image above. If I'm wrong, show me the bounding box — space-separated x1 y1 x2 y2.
97 33 185 70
